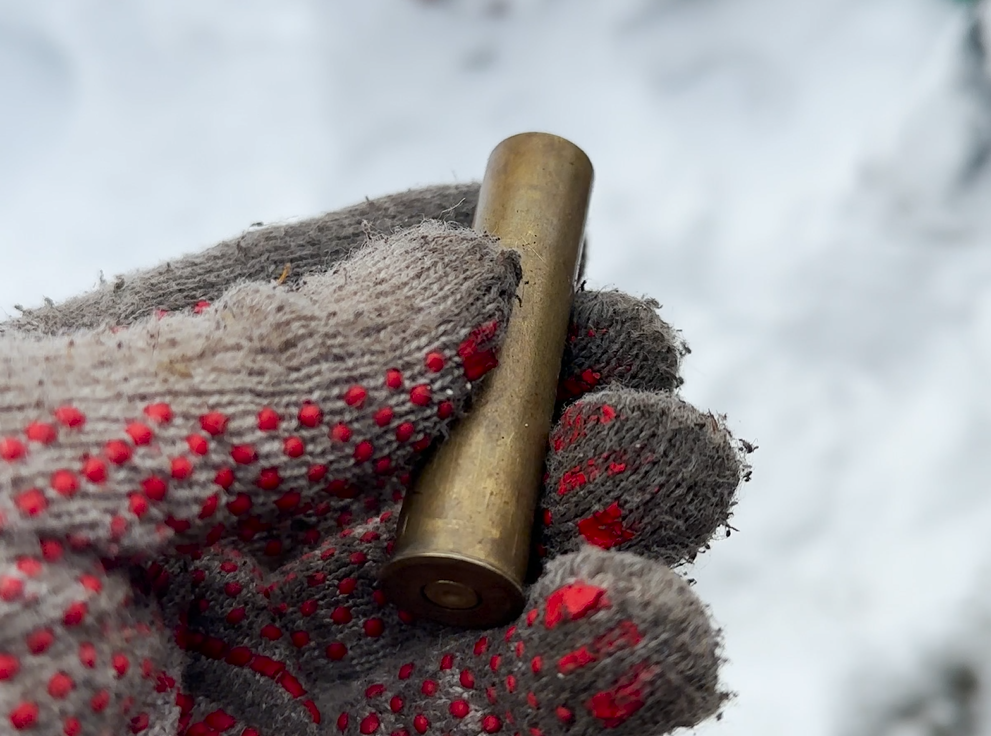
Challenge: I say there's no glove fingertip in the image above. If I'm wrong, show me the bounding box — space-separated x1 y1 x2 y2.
559 290 684 406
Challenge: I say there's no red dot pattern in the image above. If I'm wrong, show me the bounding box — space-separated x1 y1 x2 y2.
0 337 469 550
329 604 557 736
0 546 177 734
326 569 655 736
0 317 514 734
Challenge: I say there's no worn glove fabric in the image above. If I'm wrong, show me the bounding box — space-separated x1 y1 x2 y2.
0 185 749 736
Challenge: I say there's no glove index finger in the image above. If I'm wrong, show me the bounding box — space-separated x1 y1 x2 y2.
557 289 687 406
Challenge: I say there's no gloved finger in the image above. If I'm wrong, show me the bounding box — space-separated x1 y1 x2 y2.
0 222 519 563
557 289 685 406
327 546 725 736
4 186 482 337
538 389 748 570
0 543 179 734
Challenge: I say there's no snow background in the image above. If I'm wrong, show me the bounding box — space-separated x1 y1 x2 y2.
3 1 991 734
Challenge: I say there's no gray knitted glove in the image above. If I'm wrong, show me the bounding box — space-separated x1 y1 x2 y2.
0 185 749 736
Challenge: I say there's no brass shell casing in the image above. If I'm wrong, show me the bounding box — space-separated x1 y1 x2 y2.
379 132 593 628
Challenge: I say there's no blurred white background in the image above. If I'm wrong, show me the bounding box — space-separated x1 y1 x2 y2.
3 1 991 734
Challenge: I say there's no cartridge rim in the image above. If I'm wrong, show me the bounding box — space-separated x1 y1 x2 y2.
380 552 525 629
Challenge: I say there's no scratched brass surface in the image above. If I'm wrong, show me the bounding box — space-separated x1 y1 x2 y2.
379 132 593 628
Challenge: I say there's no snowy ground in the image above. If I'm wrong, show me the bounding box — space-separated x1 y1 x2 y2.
3 1 991 734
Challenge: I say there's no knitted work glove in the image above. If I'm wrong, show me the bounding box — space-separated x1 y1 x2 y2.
0 185 749 736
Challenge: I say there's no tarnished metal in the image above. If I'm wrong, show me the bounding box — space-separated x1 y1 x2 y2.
379 132 593 628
